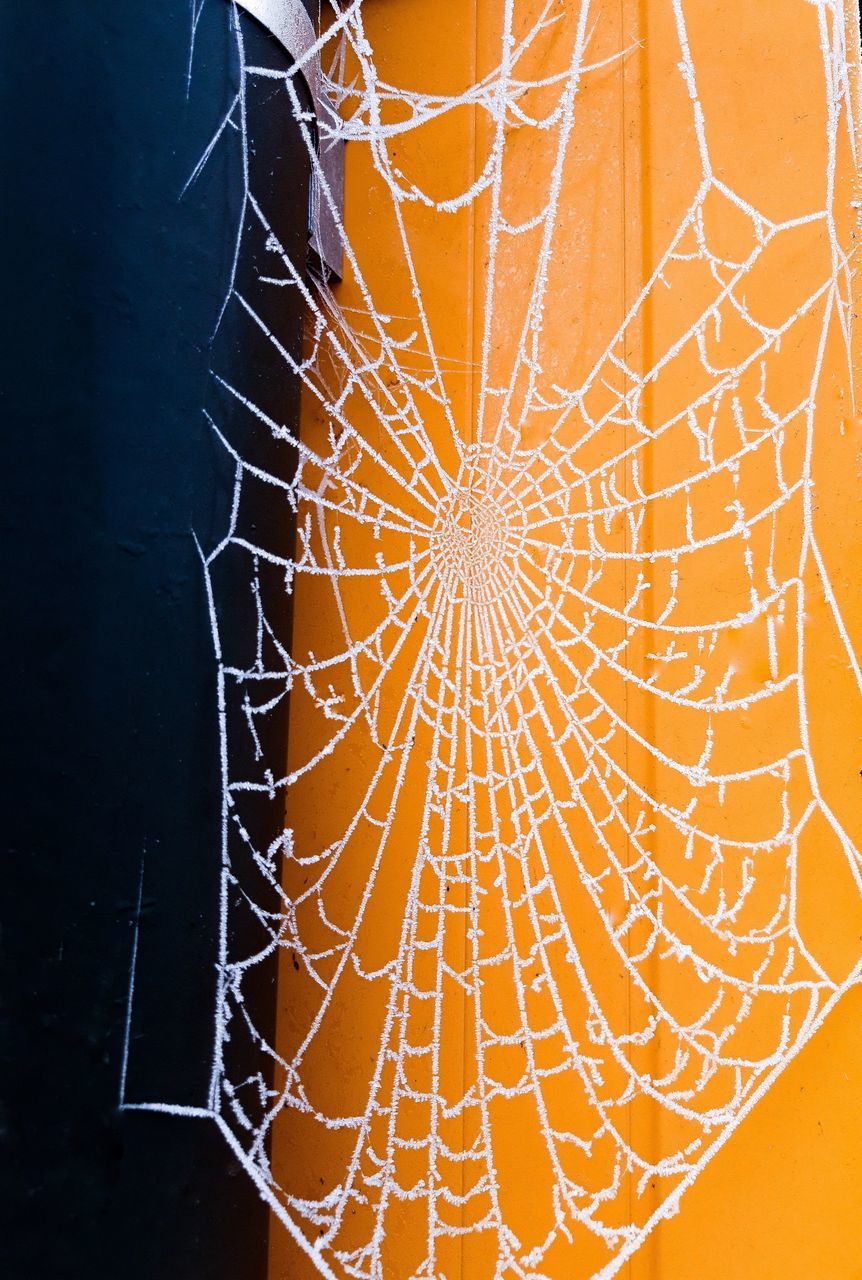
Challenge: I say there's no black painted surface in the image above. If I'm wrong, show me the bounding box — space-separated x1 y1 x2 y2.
0 4 311 1277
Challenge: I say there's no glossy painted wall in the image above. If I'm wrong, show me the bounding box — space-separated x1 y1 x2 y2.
267 2 862 1277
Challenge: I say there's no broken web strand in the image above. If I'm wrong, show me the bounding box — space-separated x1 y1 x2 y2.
193 1 862 1277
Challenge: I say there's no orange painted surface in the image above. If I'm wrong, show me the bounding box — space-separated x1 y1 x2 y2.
268 2 862 1276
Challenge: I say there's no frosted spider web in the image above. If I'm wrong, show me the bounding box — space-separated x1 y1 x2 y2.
182 0 862 1276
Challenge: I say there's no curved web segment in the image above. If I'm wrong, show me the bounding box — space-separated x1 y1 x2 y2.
200 1 862 1276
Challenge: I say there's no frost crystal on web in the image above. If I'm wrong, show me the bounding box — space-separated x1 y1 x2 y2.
194 1 862 1276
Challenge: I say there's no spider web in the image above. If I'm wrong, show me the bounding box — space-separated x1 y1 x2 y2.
193 1 862 1276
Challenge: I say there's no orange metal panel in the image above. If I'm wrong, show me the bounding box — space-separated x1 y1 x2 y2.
268 2 862 1276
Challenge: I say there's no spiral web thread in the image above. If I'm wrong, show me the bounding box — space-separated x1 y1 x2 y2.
193 1 862 1276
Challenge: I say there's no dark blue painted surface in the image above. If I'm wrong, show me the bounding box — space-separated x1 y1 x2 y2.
0 3 312 1275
